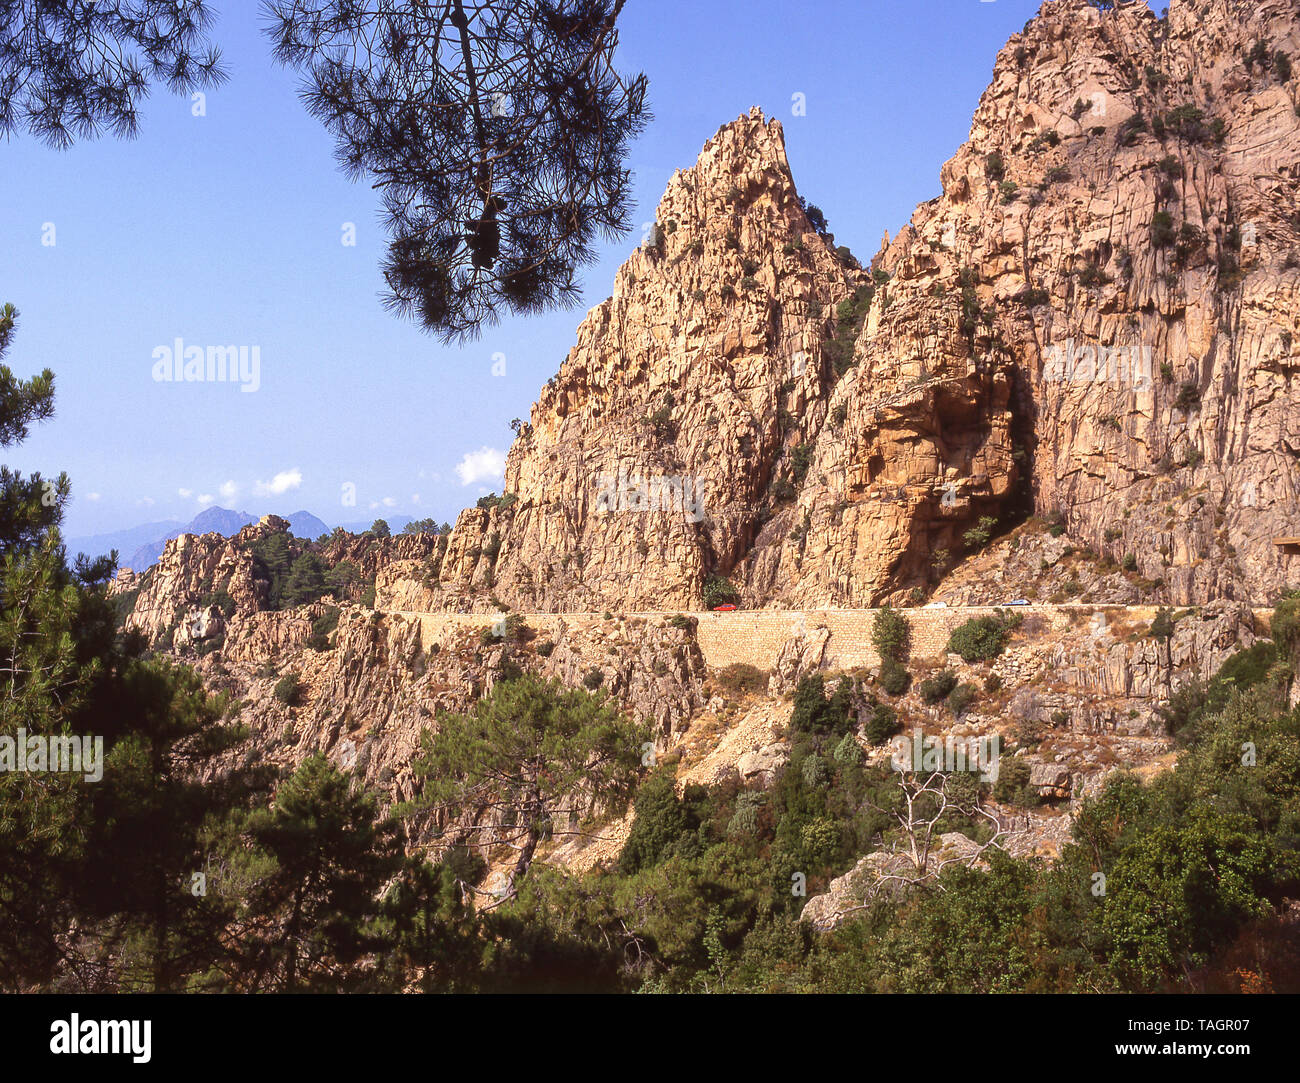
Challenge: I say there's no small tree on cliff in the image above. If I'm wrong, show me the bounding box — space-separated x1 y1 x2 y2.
872 606 911 663
411 674 646 898
282 552 327 608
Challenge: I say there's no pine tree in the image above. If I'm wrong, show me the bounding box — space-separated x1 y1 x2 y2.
0 303 248 991
0 303 90 986
233 755 404 992
0 4 227 147
412 673 647 896
282 551 326 608
263 0 648 341
250 532 292 608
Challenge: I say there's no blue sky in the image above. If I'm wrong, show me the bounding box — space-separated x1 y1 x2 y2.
2 0 1053 538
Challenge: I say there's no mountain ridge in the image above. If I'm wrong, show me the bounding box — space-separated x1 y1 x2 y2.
375 0 1300 613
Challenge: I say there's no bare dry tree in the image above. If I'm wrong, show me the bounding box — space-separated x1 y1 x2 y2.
864 769 1007 898
263 0 650 342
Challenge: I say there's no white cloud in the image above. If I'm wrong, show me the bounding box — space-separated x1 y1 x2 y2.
455 447 506 486
197 493 215 506
178 488 192 498
411 493 421 504
254 468 303 497
381 496 397 508
219 480 239 503
86 492 101 501
136 497 156 507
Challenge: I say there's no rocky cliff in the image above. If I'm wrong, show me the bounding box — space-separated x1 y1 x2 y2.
384 0 1300 614
111 0 1300 874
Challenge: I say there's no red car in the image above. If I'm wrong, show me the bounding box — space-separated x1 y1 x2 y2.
713 604 738 612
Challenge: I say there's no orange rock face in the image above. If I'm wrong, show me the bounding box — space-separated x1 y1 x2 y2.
420 0 1300 612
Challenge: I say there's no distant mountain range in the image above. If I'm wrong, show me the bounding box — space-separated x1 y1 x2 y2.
68 507 334 572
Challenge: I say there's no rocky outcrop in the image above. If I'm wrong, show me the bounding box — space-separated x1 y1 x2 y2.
768 624 831 695
536 615 707 741
121 515 441 644
377 0 1300 614
108 0 1299 887
849 0 1300 605
801 832 991 931
398 106 868 613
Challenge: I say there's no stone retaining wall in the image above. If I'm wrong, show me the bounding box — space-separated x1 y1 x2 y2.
381 605 1232 673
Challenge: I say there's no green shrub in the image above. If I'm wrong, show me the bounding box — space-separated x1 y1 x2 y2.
308 605 341 651
833 732 864 764
199 589 237 618
702 574 740 609
920 669 958 705
790 443 814 483
1151 211 1175 248
962 515 998 551
947 613 1018 662
871 606 911 662
1146 607 1178 641
791 675 853 737
864 701 900 745
273 672 302 707
947 683 978 718
1272 591 1300 665
1156 155 1184 178
649 400 676 441
726 792 764 837
716 663 768 697
985 151 1005 182
993 757 1039 807
799 816 841 866
582 668 605 690
1215 641 1279 692
878 657 910 696
1174 381 1200 413
618 769 699 875
536 640 555 658
801 755 829 789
